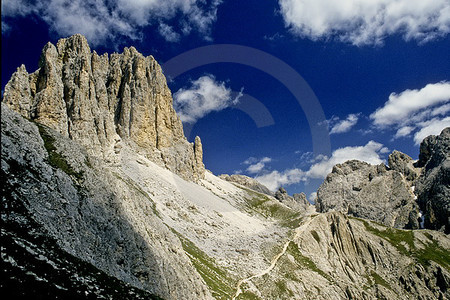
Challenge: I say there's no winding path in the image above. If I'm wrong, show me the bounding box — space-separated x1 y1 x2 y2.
231 216 315 299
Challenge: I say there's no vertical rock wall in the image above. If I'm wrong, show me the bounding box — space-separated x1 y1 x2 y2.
3 34 205 181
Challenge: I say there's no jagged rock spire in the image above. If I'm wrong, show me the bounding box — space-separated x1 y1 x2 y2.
3 34 204 181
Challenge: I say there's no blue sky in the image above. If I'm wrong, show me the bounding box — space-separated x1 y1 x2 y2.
2 0 450 200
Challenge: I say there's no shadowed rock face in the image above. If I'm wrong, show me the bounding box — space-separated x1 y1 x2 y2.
3 34 204 181
1 103 212 299
415 128 450 234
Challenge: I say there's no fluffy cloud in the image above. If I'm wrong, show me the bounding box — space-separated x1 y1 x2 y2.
244 157 272 174
255 168 305 192
370 81 450 144
279 0 450 46
1 0 221 45
329 113 359 134
306 141 388 179
254 141 388 191
158 23 181 42
173 74 242 123
413 117 450 144
371 82 450 126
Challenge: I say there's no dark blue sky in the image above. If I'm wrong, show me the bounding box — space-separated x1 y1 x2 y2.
2 0 450 199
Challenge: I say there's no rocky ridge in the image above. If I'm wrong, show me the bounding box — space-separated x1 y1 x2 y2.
415 127 450 233
3 34 204 181
219 174 274 196
1 103 211 299
316 129 450 233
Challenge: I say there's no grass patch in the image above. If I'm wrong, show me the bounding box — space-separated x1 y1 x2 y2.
275 280 294 297
37 125 83 180
361 220 414 255
240 188 299 224
310 230 321 243
371 271 391 290
236 290 261 300
286 242 331 281
170 229 235 299
415 239 450 270
361 220 450 271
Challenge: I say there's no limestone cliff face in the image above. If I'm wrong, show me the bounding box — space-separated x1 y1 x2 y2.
415 128 450 233
3 34 204 181
316 158 420 229
1 103 212 299
316 128 450 232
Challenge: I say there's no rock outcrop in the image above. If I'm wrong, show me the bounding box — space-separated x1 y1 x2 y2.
274 187 311 211
3 34 204 181
219 174 274 196
1 103 212 299
244 212 450 300
415 128 450 233
316 128 450 232
315 159 420 229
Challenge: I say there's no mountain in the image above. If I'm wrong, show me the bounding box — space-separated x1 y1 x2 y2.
2 35 449 299
316 129 450 233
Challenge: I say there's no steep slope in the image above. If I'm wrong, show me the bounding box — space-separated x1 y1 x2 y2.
415 128 450 233
1 103 212 299
234 212 450 300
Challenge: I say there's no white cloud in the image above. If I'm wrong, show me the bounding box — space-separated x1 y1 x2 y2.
279 0 450 46
173 74 242 123
308 192 317 202
245 157 272 174
1 0 221 45
394 126 415 139
329 113 359 134
370 82 450 144
413 117 450 145
306 141 387 179
254 141 388 191
158 23 180 42
255 168 306 192
371 82 450 126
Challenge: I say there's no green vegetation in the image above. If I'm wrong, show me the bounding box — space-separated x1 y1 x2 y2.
361 219 450 271
279 215 304 229
371 271 391 290
361 220 414 255
286 241 331 281
236 290 261 300
239 188 300 225
274 280 294 297
37 125 83 180
171 229 235 299
310 230 321 243
415 239 450 270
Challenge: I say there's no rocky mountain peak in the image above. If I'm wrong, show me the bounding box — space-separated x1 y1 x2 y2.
316 127 450 233
3 34 204 181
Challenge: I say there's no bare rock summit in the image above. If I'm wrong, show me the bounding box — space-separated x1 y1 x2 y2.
3 34 204 181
